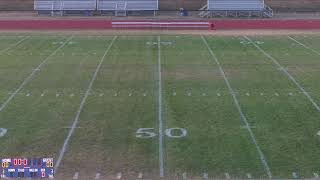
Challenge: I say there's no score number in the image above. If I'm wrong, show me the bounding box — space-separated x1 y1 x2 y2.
136 128 187 138
45 159 54 168
13 159 28 166
2 162 9 168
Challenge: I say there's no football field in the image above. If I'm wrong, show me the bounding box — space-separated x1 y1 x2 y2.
0 34 320 179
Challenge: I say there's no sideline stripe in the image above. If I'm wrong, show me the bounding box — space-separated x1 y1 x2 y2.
288 36 320 56
0 36 73 113
244 36 320 112
157 36 165 178
202 36 272 179
0 36 30 54
54 36 117 172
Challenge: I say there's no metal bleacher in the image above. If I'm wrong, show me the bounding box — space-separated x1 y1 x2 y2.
34 0 158 16
34 0 96 11
200 0 273 18
98 0 158 11
98 0 158 16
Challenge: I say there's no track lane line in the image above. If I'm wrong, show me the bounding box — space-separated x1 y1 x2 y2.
157 36 165 178
288 36 320 56
244 36 320 112
0 35 74 113
202 36 272 179
54 36 117 172
0 36 30 54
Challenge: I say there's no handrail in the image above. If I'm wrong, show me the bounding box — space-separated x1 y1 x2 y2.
35 0 158 11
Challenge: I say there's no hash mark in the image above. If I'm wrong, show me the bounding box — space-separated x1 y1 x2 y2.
62 126 82 129
275 93 279 96
95 173 100 179
73 172 79 179
8 92 22 95
241 125 256 129
292 172 298 179
202 173 208 179
225 173 231 179
116 172 122 179
138 172 143 179
182 172 187 180
247 173 252 179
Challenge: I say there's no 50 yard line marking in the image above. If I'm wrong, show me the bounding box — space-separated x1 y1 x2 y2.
0 35 73 113
244 36 320 112
54 36 117 172
157 36 165 178
201 36 272 179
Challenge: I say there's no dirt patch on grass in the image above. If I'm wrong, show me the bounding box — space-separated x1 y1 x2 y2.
163 65 222 81
286 64 320 77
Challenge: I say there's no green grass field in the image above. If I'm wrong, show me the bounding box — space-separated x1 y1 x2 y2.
0 34 320 179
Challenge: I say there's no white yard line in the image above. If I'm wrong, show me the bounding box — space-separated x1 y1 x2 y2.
201 36 272 179
157 35 165 178
288 36 320 56
54 36 117 172
244 36 320 112
0 36 73 113
0 36 30 54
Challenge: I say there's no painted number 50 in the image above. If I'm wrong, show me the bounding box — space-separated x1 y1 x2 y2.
136 128 187 139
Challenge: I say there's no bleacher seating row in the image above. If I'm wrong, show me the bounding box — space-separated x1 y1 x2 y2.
34 0 158 11
201 0 272 18
34 0 272 17
34 0 96 10
208 0 265 11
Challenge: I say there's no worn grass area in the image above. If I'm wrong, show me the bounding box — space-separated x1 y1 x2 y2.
0 34 320 179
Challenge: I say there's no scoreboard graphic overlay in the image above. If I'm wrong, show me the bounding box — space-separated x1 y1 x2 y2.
1 158 54 178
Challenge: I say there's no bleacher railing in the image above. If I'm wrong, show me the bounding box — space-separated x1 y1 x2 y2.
34 0 97 11
98 0 158 11
34 0 158 11
207 0 265 11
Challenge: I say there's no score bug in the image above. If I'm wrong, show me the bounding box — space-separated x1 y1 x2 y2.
1 158 54 178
